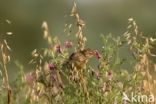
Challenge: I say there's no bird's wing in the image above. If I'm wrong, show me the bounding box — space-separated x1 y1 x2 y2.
70 52 85 61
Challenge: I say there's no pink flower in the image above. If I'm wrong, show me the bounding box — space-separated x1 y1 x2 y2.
107 70 113 80
48 63 64 89
64 41 73 48
49 63 56 70
94 50 102 60
25 72 36 86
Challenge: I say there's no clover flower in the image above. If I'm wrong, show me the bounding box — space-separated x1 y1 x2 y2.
49 63 56 70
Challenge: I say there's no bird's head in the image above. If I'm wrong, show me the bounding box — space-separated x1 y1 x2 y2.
82 48 96 58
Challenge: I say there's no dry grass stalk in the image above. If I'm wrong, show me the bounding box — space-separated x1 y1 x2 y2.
71 1 87 51
42 21 52 45
125 18 156 103
0 40 12 104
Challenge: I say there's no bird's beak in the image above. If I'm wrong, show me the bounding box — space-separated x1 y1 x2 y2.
94 50 102 60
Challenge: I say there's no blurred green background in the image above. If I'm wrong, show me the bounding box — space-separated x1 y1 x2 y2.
0 0 156 73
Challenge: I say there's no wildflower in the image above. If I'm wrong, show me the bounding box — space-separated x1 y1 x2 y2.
49 63 56 70
64 40 73 48
48 63 58 82
107 70 113 80
94 50 102 60
48 63 64 90
25 72 36 87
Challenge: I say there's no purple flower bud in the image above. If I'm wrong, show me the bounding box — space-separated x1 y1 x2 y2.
64 41 73 48
49 63 56 70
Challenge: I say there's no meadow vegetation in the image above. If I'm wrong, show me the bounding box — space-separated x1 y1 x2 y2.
0 2 156 104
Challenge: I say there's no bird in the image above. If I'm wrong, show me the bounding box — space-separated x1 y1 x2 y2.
60 48 96 84
65 48 95 70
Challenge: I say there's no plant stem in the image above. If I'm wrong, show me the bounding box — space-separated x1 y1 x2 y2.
1 44 12 104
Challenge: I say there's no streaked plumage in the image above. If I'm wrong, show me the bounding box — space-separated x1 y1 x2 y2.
66 48 95 70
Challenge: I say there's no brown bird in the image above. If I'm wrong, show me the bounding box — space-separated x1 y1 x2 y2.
66 48 95 70
61 48 96 83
